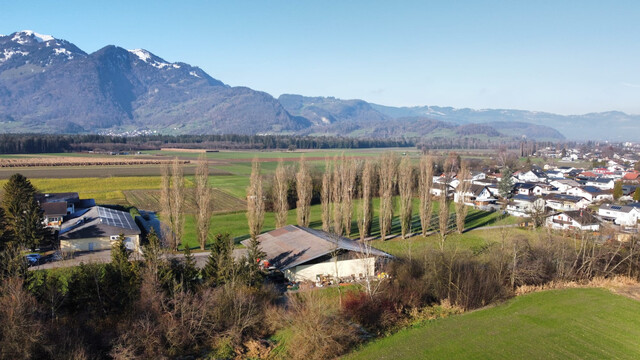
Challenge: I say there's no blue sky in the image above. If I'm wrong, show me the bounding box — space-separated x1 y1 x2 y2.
1 0 639 114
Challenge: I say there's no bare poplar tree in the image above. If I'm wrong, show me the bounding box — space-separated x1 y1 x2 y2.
321 160 332 232
342 158 357 237
357 159 374 241
171 158 186 250
379 152 398 241
195 153 213 250
419 155 434 236
296 156 313 227
438 158 453 250
455 160 471 234
247 158 265 240
398 156 414 239
332 155 344 235
159 162 174 249
274 159 289 228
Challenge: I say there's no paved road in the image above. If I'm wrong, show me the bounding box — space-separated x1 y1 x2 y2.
31 248 248 270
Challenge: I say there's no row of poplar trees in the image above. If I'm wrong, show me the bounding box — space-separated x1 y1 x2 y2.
246 152 472 244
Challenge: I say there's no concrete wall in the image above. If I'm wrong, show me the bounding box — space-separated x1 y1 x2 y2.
284 257 375 282
61 235 140 253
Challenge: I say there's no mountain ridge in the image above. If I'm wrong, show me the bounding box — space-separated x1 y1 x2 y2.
2 30 634 140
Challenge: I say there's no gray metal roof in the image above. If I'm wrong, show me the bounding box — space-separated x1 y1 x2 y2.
241 225 393 270
59 206 140 241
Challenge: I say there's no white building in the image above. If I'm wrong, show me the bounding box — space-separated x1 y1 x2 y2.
506 194 546 217
545 210 600 231
242 225 393 282
598 204 640 227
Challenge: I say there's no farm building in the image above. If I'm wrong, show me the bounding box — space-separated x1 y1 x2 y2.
242 225 393 282
59 206 141 253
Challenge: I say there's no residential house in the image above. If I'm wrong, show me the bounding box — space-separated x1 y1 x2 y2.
566 186 613 202
585 178 616 190
545 210 600 231
241 225 393 282
506 194 546 217
35 192 80 215
550 179 581 193
430 183 455 198
454 184 496 207
59 206 141 253
41 202 67 228
598 204 640 227
544 194 590 211
517 168 548 183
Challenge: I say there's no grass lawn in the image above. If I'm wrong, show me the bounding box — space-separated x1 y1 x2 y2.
178 197 517 252
346 288 640 360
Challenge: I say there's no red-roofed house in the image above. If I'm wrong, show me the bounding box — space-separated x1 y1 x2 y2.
623 171 640 181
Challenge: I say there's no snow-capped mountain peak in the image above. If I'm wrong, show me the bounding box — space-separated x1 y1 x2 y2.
12 30 55 44
127 48 177 69
128 48 151 62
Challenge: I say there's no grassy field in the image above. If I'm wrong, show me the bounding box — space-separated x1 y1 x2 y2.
346 288 640 360
0 148 522 252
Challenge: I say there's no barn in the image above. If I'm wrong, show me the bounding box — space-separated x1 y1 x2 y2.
242 225 393 282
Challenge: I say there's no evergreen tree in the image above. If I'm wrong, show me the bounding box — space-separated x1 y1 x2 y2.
19 200 49 251
613 181 623 201
111 233 130 270
0 206 8 250
2 173 46 249
634 188 640 202
181 246 200 291
203 233 235 286
246 237 266 286
498 167 515 199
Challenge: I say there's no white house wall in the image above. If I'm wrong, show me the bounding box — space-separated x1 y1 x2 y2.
284 257 376 282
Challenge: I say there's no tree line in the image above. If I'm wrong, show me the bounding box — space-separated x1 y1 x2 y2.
0 133 415 154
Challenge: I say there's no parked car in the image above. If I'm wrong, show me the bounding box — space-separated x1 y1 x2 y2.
25 253 41 266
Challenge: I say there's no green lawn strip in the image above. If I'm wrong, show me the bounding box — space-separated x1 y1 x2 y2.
346 288 640 360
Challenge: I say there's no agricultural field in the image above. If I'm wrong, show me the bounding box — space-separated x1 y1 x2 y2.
0 148 521 251
124 188 246 214
346 288 640 360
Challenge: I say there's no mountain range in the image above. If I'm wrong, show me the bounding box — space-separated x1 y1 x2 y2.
0 30 637 141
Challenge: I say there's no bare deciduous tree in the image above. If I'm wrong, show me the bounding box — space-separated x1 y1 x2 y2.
332 155 344 235
398 156 414 239
321 160 332 232
455 160 471 234
296 156 313 227
342 158 357 237
379 152 398 241
195 153 213 250
160 162 173 249
172 158 186 249
160 159 185 251
438 158 453 250
274 159 289 228
247 159 265 240
419 155 434 236
357 159 374 241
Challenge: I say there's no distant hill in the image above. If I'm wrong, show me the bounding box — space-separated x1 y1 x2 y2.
279 94 564 140
370 103 639 141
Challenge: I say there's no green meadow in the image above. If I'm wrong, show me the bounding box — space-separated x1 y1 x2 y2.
346 288 640 360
